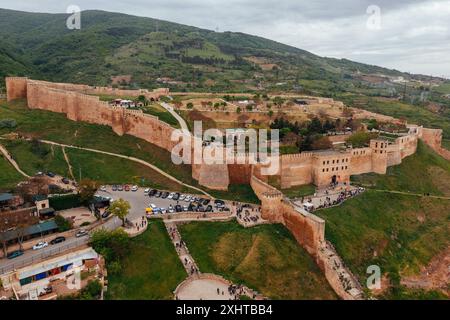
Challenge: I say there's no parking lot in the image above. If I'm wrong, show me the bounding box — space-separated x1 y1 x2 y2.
95 185 230 220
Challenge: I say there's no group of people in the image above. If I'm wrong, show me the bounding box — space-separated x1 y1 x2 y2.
235 204 262 225
305 187 365 211
134 216 147 231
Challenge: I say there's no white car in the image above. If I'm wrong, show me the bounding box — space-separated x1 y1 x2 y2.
160 208 167 214
184 195 191 202
100 186 107 192
144 188 150 194
33 241 48 250
131 185 138 192
179 194 186 201
150 203 157 209
167 192 175 199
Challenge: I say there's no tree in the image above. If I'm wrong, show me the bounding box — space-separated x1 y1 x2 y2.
346 131 377 148
268 110 274 118
311 136 332 150
110 198 130 227
236 107 241 114
186 102 194 109
79 179 99 204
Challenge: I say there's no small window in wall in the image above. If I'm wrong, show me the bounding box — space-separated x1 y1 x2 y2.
327 161 330 164
326 168 329 172
323 161 326 165
332 167 334 171
345 166 348 170
337 159 339 164
322 169 325 172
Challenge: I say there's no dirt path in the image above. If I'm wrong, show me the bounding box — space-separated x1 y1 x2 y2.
62 146 75 180
160 102 190 132
400 246 450 295
37 139 212 197
0 143 30 178
372 189 450 200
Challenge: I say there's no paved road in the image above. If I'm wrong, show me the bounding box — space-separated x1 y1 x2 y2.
160 102 190 132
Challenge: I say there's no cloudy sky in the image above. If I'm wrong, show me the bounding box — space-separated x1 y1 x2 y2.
1 0 449 78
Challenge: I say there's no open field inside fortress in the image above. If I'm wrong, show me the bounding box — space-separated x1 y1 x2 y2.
318 143 450 299
106 220 187 300
178 220 337 300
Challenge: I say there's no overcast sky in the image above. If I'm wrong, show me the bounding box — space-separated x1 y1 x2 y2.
1 0 449 78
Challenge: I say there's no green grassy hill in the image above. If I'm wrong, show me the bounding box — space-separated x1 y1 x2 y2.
0 8 426 93
318 142 450 299
179 221 337 300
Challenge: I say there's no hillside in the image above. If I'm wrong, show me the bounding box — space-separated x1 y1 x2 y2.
317 142 450 299
0 8 435 93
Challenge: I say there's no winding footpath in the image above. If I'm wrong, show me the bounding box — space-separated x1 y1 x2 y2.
0 143 30 178
160 102 190 132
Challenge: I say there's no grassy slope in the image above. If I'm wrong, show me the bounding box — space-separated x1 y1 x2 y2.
0 99 195 185
352 142 450 196
317 143 450 298
141 104 180 128
2 139 69 177
106 220 186 299
179 221 337 300
0 154 23 191
66 148 185 191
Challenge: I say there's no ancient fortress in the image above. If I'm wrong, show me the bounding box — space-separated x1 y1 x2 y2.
5 77 448 299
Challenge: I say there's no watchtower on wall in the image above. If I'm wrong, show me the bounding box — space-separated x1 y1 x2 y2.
370 139 388 174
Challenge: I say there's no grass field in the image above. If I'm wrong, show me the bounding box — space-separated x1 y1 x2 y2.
66 149 187 191
352 142 450 196
318 143 450 299
0 154 23 191
178 221 337 300
106 220 186 300
2 139 70 177
208 184 260 204
141 104 180 128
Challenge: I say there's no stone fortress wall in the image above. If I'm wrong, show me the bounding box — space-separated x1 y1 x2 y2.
6 77 177 152
6 77 448 299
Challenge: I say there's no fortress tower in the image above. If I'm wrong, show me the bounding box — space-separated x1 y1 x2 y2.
370 139 388 174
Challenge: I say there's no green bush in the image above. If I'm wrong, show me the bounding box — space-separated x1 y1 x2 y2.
54 215 73 232
49 194 83 211
0 118 17 128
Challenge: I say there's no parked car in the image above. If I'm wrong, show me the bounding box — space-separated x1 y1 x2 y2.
155 191 162 198
50 236 66 245
131 185 138 192
46 171 56 178
168 205 175 213
206 205 213 212
184 195 192 202
7 250 23 259
160 208 167 214
148 189 157 196
100 185 107 192
150 203 157 209
203 199 211 205
144 188 150 194
161 192 169 199
197 205 205 212
183 205 189 212
62 177 70 184
167 192 175 199
124 185 130 192
32 241 48 250
112 185 118 191
175 205 183 212
117 185 124 191
214 199 225 207
173 193 180 201
75 230 88 238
